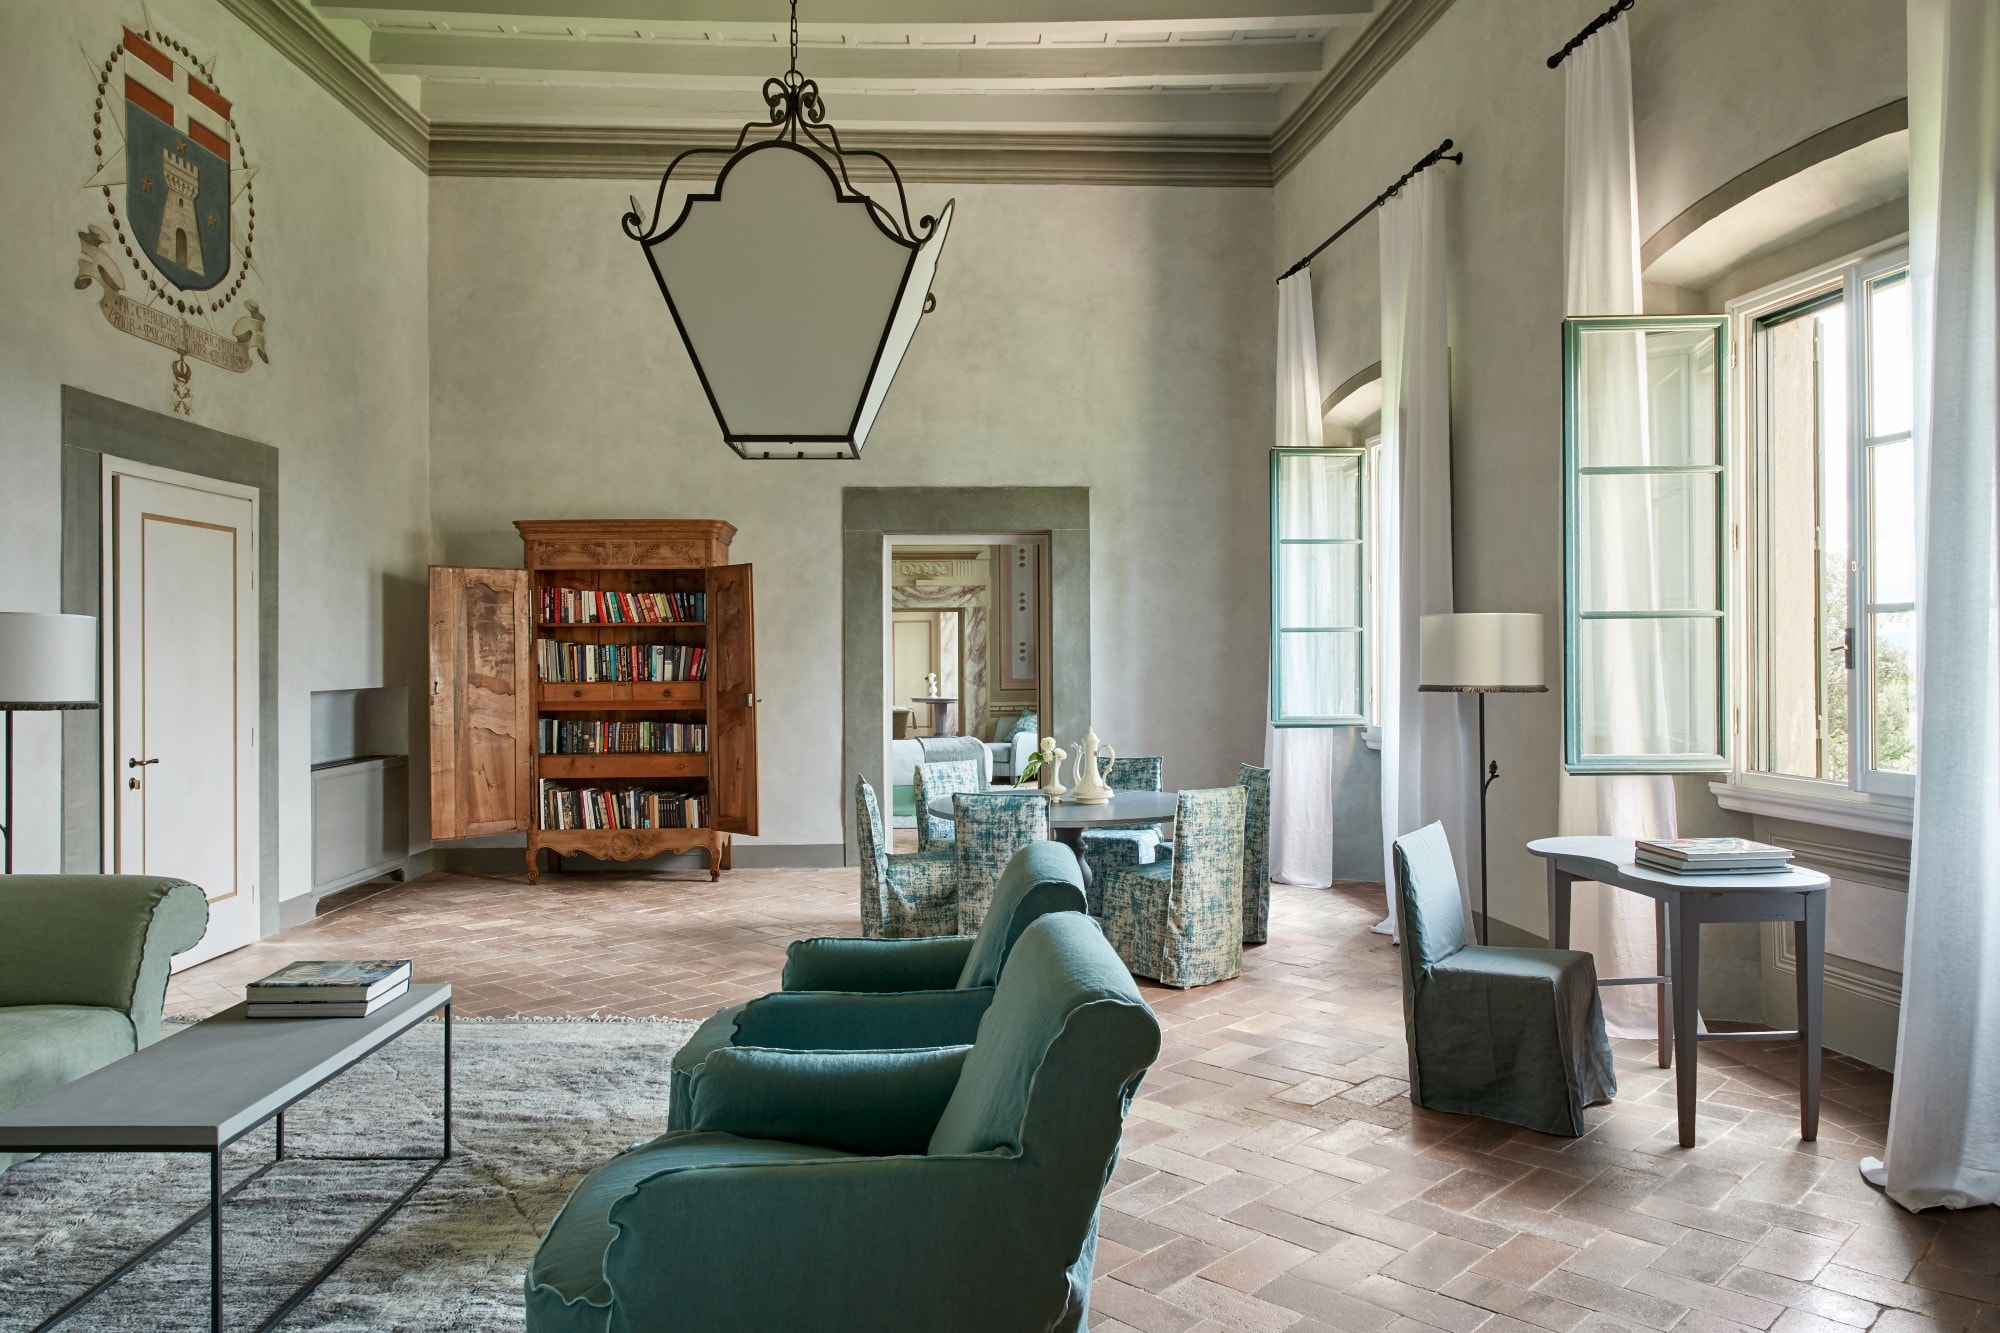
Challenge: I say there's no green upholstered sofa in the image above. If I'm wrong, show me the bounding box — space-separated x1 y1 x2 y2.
0 876 208 1168
528 911 1162 1333
667 839 1087 1128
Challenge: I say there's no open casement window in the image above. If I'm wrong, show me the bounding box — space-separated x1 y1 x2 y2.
1562 316 1730 773
1743 250 1916 800
1271 448 1366 726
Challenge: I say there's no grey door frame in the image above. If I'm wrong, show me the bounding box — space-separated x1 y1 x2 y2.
61 387 280 934
842 487 1089 865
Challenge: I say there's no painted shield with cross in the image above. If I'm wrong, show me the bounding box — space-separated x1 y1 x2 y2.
120 26 232 292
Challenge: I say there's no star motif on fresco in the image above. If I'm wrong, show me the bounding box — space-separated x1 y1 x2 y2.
140 175 154 194
207 212 219 228
176 138 187 153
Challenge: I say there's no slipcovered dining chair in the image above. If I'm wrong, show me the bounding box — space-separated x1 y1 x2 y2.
1392 822 1616 1137
856 777 957 939
1079 755 1166 878
952 792 1050 935
1096 785 1246 988
667 841 1087 1129
913 758 984 853
1237 764 1272 944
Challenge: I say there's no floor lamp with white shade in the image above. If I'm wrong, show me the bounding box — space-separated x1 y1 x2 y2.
0 613 100 874
1418 613 1547 944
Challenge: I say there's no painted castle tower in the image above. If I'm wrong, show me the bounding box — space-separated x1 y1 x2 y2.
154 149 205 276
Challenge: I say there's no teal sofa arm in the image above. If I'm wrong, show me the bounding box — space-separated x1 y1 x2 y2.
731 987 993 1051
688 1046 969 1155
603 1152 1089 1332
779 935 975 992
0 877 207 1046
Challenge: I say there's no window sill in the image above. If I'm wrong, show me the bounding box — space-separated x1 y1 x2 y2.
1709 778 1913 839
1362 725 1382 752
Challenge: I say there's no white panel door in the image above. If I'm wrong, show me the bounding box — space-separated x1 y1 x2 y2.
111 469 259 967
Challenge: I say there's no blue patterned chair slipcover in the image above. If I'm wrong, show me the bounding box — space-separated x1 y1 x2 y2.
913 759 985 853
951 792 1050 935
1096 785 1246 988
1237 764 1272 944
1079 755 1165 876
1393 822 1616 1137
857 777 958 939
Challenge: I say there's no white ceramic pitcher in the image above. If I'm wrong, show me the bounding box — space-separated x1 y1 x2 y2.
1066 728 1116 804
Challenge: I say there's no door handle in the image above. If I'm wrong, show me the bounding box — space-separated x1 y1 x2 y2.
128 757 160 768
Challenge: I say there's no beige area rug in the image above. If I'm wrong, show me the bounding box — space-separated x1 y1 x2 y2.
0 1017 697 1331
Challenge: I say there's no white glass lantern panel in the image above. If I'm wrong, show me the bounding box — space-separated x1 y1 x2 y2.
649 144 914 442
852 199 952 451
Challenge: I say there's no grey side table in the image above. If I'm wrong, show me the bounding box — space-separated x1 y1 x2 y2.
0 983 452 1331
1528 836 1830 1148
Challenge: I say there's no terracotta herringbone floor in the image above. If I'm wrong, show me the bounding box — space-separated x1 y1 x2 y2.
169 868 2000 1333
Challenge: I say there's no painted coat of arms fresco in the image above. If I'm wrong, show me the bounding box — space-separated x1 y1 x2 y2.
76 25 269 415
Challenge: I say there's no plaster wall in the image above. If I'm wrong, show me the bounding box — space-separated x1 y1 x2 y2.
428 178 1275 850
0 0 431 899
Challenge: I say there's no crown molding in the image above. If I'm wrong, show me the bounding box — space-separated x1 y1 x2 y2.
1269 0 1457 180
426 121 1272 186
222 0 1436 188
216 0 428 171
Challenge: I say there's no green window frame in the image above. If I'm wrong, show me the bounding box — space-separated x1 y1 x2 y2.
1270 447 1367 727
1562 315 1731 773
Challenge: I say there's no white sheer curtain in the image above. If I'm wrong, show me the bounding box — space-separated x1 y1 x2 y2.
1860 0 2000 1213
1377 171 1469 934
1266 273 1339 887
1557 20 1677 1035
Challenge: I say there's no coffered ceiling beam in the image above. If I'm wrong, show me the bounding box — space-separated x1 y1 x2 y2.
322 0 1372 30
370 29 1325 85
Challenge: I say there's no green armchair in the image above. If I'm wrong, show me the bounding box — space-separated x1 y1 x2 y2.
527 911 1163 1333
668 840 1087 1127
0 876 208 1168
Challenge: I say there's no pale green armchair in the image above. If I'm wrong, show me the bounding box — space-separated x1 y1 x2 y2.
0 876 208 1168
527 912 1162 1333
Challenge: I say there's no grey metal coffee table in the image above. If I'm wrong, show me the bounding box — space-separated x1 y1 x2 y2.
0 982 452 1332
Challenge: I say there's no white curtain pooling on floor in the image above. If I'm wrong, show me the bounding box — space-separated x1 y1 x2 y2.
1376 171 1470 935
1861 0 2000 1213
1557 20 1678 1036
1266 272 1339 887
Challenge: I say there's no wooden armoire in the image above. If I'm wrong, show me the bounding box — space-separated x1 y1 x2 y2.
428 519 758 882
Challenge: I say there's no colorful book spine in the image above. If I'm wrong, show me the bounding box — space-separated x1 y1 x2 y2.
535 641 707 682
538 587 706 625
536 720 708 754
537 779 706 830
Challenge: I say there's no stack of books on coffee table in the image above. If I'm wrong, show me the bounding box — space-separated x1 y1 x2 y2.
1634 838 1794 875
245 960 413 1018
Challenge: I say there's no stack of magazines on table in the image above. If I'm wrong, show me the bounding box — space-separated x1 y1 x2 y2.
245 960 413 1018
1633 837 1794 875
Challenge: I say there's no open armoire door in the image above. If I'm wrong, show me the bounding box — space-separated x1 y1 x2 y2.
427 566 533 840
706 563 760 837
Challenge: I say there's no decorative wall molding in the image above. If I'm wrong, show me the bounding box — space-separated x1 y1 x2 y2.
1766 924 1903 1007
215 0 427 171
222 0 1450 190
426 122 1273 187
1780 831 1912 888
1269 0 1459 180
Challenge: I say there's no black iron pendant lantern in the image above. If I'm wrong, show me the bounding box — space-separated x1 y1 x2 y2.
623 0 953 460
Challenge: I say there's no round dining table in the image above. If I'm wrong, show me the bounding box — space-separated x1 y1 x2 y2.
927 788 1177 896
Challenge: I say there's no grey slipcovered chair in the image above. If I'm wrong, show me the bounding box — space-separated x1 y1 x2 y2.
668 841 1087 1128
1237 764 1273 944
1392 822 1616 1137
951 791 1050 935
913 758 984 853
856 777 957 938
1079 756 1166 887
1096 785 1246 988
528 912 1163 1333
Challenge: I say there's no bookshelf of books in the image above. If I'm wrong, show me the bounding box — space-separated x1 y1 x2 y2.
427 519 758 883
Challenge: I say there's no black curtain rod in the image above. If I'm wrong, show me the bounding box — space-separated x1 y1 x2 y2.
1275 138 1462 283
1547 0 1635 68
